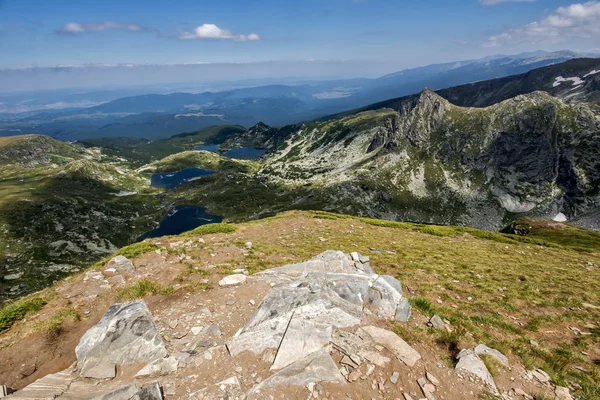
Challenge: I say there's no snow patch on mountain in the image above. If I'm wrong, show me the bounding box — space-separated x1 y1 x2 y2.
553 76 584 87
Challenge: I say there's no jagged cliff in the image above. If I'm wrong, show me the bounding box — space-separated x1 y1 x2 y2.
253 90 600 229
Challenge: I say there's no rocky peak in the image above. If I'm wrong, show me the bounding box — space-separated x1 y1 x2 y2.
395 88 449 147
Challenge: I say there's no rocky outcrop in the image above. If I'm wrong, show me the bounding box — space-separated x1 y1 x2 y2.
75 301 168 379
227 250 419 392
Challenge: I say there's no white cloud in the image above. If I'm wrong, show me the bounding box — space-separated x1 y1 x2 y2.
57 21 149 35
178 24 260 41
480 0 536 5
484 1 600 47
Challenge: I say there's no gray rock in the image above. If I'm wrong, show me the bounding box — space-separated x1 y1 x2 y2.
3 369 74 399
198 324 222 338
474 344 509 367
390 371 400 384
135 357 178 377
91 384 139 400
417 377 437 400
84 271 104 281
365 275 403 319
359 325 421 367
75 301 168 378
429 315 445 330
271 315 332 370
251 349 345 392
218 274 246 287
255 250 359 281
455 349 497 392
532 368 551 384
227 313 292 356
360 261 375 274
395 297 412 322
426 371 440 386
83 363 116 380
106 255 135 272
555 386 573 400
134 382 163 400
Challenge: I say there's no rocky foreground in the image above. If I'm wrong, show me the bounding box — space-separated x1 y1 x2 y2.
1 250 575 400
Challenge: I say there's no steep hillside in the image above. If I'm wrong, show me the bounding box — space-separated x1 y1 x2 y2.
0 134 87 167
0 136 163 300
78 125 247 167
0 211 598 399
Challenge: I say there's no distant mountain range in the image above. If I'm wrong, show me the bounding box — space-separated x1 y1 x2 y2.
0 50 595 140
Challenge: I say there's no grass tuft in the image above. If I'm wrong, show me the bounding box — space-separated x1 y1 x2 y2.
116 279 175 300
93 242 161 268
115 242 162 259
0 297 47 332
32 307 81 341
180 223 237 237
410 297 436 316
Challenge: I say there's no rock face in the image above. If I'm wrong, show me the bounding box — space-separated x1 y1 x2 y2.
75 301 168 378
256 86 600 230
227 250 419 392
227 251 412 361
251 349 346 393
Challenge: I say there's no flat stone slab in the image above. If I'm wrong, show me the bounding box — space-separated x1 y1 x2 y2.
359 325 421 367
75 301 168 378
106 255 135 272
227 313 292 356
251 349 345 393
255 250 363 281
135 357 178 377
5 370 74 399
271 315 332 370
218 274 247 287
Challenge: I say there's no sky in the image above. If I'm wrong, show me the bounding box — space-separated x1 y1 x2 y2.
0 0 599 86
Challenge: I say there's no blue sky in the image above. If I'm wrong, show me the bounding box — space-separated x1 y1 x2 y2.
0 0 599 71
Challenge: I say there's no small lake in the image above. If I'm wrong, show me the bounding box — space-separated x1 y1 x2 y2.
222 148 267 160
150 168 215 189
137 205 223 241
194 144 220 152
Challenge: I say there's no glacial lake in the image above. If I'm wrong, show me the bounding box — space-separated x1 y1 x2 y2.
222 148 267 160
193 144 267 160
150 168 215 189
137 205 223 241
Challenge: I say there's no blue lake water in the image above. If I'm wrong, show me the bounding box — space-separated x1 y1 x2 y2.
194 144 220 152
150 168 215 189
137 205 223 241
222 148 267 160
